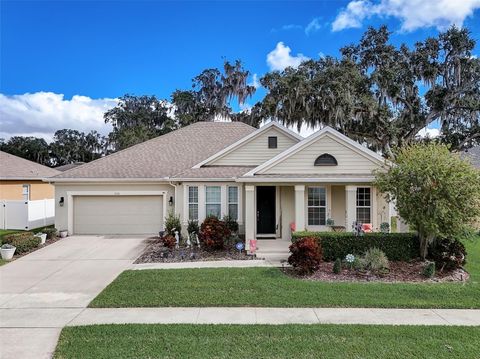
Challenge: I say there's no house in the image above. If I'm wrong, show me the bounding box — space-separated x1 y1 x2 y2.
47 122 395 248
0 151 60 229
0 151 59 201
461 146 480 170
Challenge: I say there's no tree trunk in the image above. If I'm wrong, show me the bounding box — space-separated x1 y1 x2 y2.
419 233 434 260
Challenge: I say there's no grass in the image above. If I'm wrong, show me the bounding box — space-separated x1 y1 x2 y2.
54 324 480 359
90 236 480 309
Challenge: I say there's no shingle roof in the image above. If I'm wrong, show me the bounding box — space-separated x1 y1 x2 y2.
0 151 60 179
172 166 255 179
461 146 480 169
52 122 256 179
55 162 85 171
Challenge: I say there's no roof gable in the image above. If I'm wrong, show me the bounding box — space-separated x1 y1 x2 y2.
193 121 302 168
244 127 386 177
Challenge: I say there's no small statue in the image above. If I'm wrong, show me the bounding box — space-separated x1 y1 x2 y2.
186 233 192 248
174 230 180 249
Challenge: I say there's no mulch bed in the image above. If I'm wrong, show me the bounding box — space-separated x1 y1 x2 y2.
285 261 470 283
134 237 256 264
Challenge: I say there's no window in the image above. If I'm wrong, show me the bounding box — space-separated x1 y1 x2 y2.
205 186 221 218
228 186 239 220
22 184 30 201
188 186 198 220
314 153 338 166
356 187 371 224
268 136 278 149
307 187 326 226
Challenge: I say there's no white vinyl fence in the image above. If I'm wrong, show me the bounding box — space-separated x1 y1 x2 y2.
0 199 55 230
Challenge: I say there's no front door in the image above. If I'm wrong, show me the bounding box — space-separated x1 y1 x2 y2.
256 186 276 235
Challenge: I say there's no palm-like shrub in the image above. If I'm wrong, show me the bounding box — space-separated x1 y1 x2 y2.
362 247 389 272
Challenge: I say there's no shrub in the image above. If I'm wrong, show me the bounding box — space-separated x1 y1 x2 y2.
222 215 239 233
333 258 342 274
3 232 40 254
187 220 199 235
292 231 418 261
288 237 323 274
428 238 466 271
363 247 389 272
380 222 390 233
199 216 231 250
42 227 57 239
423 261 436 278
165 211 182 236
161 235 176 250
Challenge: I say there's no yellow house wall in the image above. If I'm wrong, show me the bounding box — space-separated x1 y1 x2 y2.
0 180 55 200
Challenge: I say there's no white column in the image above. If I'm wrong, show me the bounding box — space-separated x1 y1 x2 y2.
244 185 255 250
294 185 305 231
371 186 378 230
345 185 357 231
221 185 227 218
198 185 206 223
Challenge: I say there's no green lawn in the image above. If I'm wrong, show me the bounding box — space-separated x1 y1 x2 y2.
54 324 480 359
90 237 480 309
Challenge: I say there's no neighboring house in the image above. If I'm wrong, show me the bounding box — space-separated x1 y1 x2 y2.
461 146 480 170
0 151 59 201
0 151 60 229
47 122 395 248
461 146 480 229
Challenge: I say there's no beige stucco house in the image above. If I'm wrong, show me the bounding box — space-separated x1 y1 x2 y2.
47 122 395 248
0 151 59 201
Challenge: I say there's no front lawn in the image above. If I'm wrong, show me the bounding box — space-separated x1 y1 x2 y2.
54 324 480 359
90 237 480 308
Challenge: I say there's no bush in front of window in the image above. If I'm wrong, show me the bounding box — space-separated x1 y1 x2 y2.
222 215 239 234
288 237 323 274
199 216 231 250
291 231 418 261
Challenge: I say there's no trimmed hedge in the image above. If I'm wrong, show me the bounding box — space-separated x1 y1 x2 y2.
292 231 419 261
3 232 40 254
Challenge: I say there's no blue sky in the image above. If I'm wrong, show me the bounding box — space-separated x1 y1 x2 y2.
1 0 480 139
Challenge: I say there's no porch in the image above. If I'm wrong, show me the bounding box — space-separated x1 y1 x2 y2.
243 184 390 251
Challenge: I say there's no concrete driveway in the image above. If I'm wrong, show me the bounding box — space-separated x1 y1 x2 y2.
0 235 147 359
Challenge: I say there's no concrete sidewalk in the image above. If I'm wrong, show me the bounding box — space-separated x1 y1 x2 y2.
131 259 273 270
65 307 480 326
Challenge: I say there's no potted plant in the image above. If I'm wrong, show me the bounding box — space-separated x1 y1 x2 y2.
35 232 47 245
1 243 16 260
59 230 68 238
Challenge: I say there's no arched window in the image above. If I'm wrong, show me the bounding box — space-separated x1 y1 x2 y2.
314 153 338 166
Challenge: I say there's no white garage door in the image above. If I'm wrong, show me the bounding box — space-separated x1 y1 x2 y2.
73 195 163 235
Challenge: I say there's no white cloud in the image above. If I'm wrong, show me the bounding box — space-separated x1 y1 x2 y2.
250 73 261 89
266 42 310 71
271 24 303 32
418 127 440 138
0 92 118 141
332 0 480 32
305 18 323 35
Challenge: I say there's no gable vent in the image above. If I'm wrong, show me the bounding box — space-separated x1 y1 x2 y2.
314 153 338 166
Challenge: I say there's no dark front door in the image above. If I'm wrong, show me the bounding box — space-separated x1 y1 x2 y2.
256 186 276 235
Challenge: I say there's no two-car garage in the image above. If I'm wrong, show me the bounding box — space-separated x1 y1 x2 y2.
68 192 166 235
